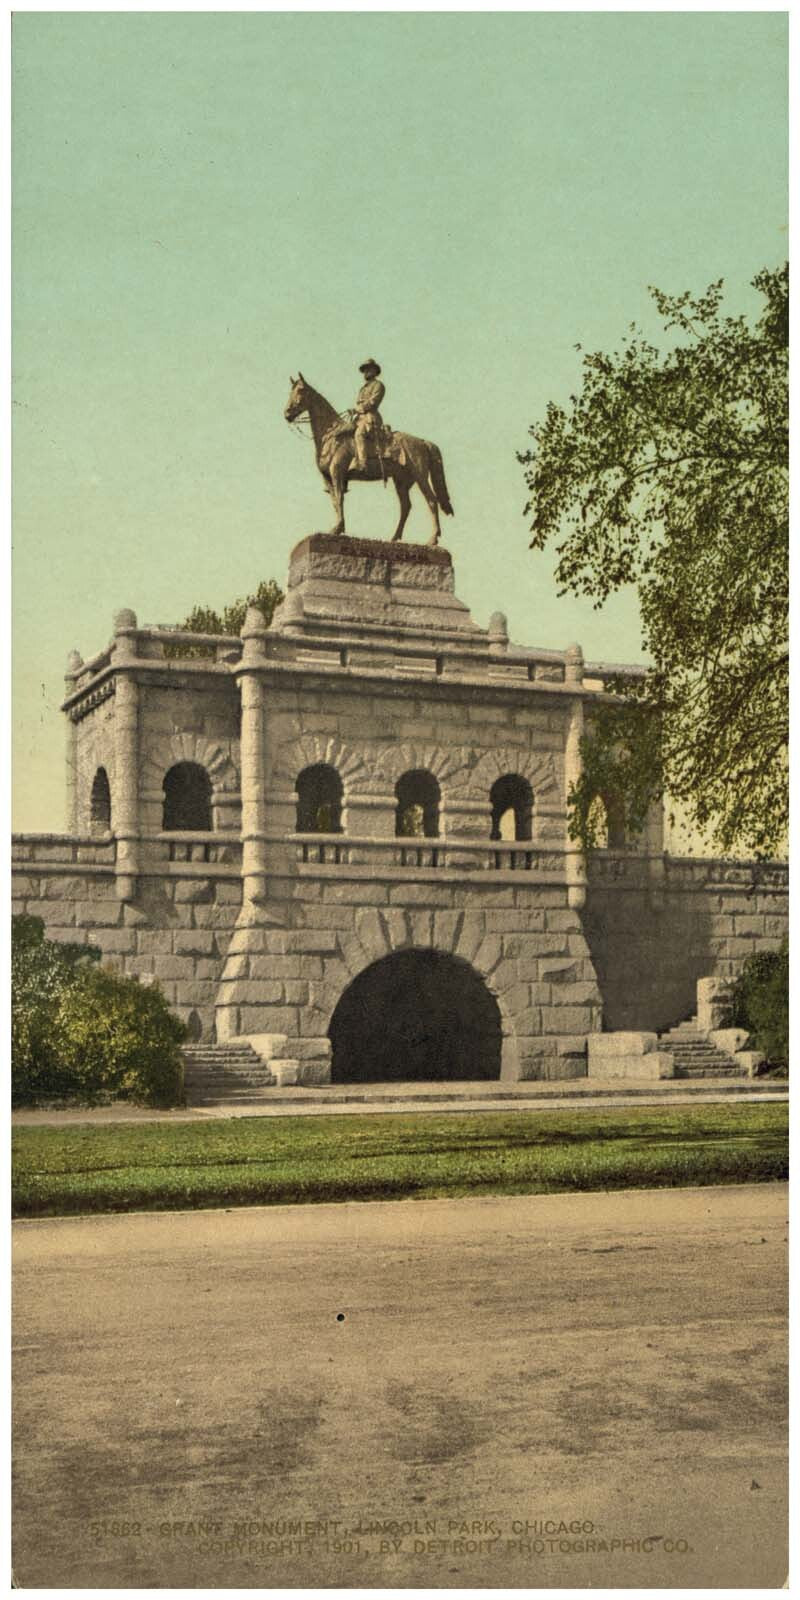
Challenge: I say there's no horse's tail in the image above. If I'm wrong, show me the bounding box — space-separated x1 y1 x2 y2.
428 444 454 515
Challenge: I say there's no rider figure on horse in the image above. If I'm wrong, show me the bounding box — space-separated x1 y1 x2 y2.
331 360 386 473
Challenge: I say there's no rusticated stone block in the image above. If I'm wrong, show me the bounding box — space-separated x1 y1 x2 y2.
174 879 214 904
176 980 218 1007
144 955 196 981
238 1005 298 1036
430 909 462 949
540 1005 595 1034
324 882 388 905
297 956 324 979
195 958 224 981
289 930 340 955
455 915 486 963
190 903 245 931
547 981 598 1006
484 909 545 933
589 1032 658 1057
249 955 303 980
88 928 136 954
76 903 123 928
388 883 451 907
41 925 86 946
11 875 42 898
408 910 434 948
540 959 580 983
556 1035 588 1057
473 934 503 975
544 909 581 932
173 929 218 957
292 1037 332 1062
509 933 568 959
136 930 174 954
213 883 243 904
251 981 283 1003
588 1050 674 1081
501 982 531 1015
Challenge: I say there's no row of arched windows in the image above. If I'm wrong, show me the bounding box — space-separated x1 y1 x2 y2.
88 759 627 846
90 761 214 836
296 763 538 842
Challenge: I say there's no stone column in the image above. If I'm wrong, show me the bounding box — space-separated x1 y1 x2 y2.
564 643 587 910
64 650 82 833
238 606 268 906
112 610 140 902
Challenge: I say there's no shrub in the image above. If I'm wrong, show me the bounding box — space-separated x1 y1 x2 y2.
730 940 789 1066
11 914 101 1103
54 965 187 1107
11 914 186 1107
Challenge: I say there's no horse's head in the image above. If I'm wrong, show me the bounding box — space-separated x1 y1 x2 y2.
284 372 311 422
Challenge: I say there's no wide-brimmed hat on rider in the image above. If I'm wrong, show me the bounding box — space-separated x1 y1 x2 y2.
358 359 381 376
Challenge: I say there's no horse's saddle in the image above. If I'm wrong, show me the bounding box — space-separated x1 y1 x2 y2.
321 421 406 471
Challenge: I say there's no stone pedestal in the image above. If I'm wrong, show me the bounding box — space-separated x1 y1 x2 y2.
272 535 482 640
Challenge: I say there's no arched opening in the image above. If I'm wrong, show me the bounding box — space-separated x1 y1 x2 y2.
587 791 626 850
163 762 213 831
295 763 343 833
89 767 111 834
490 774 533 841
395 770 440 838
329 949 502 1083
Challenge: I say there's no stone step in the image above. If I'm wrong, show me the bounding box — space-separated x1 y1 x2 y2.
674 1064 748 1080
182 1043 279 1104
184 1075 276 1088
184 1051 261 1062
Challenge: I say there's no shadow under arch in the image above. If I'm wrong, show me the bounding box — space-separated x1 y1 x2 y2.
329 948 502 1084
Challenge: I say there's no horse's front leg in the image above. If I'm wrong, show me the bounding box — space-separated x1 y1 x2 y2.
327 454 348 536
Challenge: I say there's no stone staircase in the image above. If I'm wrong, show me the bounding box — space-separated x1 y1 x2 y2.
182 1043 276 1105
658 1016 748 1080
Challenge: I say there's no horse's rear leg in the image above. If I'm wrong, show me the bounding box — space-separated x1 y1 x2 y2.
392 476 412 541
416 475 442 545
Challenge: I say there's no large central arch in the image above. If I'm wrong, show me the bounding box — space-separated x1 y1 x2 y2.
328 948 502 1083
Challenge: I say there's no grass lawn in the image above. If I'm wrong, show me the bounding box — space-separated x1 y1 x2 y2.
11 1102 788 1218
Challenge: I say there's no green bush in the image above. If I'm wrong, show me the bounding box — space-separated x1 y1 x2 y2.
11 914 101 1103
12 914 186 1107
730 940 789 1066
54 964 186 1107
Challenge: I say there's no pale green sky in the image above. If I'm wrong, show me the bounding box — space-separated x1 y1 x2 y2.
12 11 787 830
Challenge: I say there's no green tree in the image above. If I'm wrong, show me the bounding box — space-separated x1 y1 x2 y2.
164 577 284 659
520 264 788 857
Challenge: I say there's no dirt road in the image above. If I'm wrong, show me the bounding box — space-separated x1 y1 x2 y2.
13 1183 787 1588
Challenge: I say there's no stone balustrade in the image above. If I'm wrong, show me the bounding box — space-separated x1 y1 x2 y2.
288 833 567 878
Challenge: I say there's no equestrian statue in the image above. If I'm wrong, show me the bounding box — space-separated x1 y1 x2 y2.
284 360 454 544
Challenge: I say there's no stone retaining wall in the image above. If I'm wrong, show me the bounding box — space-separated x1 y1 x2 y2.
11 837 788 1072
11 836 242 1041
584 855 788 1032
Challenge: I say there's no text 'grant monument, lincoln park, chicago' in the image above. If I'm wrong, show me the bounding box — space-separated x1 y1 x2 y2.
11 361 788 1097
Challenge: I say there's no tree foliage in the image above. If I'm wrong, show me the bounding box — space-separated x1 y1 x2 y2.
11 914 185 1106
164 577 284 659
520 264 788 857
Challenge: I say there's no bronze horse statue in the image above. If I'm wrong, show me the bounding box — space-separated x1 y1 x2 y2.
284 374 454 544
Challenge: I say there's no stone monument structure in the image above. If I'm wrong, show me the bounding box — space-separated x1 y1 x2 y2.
11 531 788 1091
